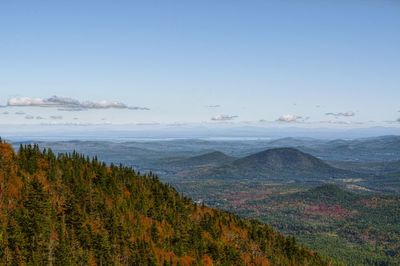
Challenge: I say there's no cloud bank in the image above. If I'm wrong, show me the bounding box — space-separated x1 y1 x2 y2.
50 115 63 120
277 114 302 123
7 96 150 110
325 111 355 117
211 114 239 121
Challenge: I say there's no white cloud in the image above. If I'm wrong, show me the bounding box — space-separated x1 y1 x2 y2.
211 114 238 121
325 111 355 117
57 107 87 112
81 99 127 109
277 114 302 123
167 122 188 126
8 97 46 106
136 122 160 126
316 120 365 125
128 106 150 110
7 95 150 110
207 105 221 108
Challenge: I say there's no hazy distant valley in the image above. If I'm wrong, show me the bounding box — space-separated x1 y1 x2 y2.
11 135 400 265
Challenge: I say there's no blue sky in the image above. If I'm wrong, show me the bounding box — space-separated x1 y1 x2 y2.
0 1 399 126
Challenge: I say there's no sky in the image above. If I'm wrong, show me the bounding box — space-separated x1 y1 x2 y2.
0 0 399 127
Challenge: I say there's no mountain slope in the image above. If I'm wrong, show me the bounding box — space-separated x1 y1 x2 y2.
200 148 356 180
0 141 333 265
180 151 235 166
162 151 236 169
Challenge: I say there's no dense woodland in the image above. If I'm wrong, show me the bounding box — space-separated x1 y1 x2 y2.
260 185 400 265
0 140 334 265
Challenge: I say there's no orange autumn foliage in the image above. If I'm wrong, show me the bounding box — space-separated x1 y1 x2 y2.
0 141 334 266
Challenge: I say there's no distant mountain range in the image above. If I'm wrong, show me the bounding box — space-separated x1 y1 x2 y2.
12 135 400 190
300 135 400 161
20 135 400 164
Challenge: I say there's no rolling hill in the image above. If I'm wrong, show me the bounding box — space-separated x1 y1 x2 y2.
196 148 358 180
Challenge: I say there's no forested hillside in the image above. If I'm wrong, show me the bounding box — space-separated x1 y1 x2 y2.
247 185 400 265
0 140 333 265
